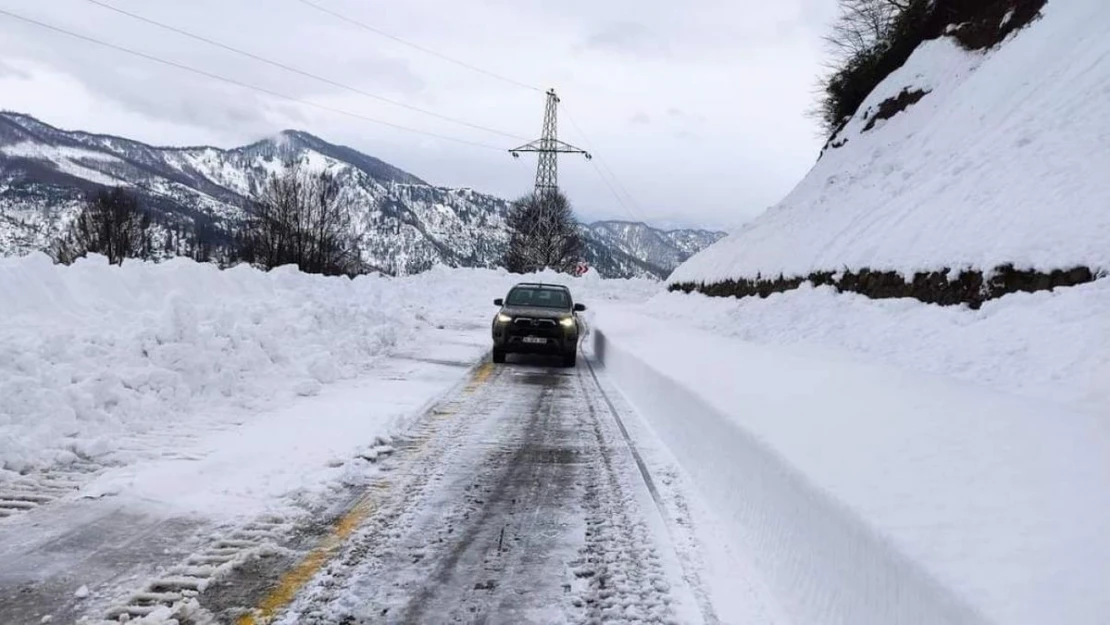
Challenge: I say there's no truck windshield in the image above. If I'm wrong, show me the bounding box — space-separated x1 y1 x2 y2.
505 287 571 309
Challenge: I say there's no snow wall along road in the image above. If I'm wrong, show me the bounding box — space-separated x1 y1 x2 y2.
590 328 979 625
589 310 1110 625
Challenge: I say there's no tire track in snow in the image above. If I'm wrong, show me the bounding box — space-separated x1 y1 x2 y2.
272 363 584 624
0 457 108 521
569 367 697 625
267 357 689 624
394 372 581 624
581 355 720 625
263 363 523 624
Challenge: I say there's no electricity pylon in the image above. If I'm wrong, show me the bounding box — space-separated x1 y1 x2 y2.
510 88 591 199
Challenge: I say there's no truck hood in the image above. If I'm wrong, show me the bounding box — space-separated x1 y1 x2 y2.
500 306 573 319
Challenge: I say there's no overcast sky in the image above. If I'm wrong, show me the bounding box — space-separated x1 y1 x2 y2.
0 0 838 230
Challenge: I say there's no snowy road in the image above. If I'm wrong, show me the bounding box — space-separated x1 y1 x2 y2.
0 349 719 624
239 355 707 625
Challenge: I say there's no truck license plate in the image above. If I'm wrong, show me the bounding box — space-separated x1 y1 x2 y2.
522 336 546 344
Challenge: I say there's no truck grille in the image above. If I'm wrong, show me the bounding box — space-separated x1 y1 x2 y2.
513 317 558 329
510 317 560 338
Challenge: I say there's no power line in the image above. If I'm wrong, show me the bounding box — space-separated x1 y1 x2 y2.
588 159 639 222
562 104 640 212
595 158 647 222
82 0 526 141
293 0 542 93
560 103 649 223
512 153 531 174
0 7 504 151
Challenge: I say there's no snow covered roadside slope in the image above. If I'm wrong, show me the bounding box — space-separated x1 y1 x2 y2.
590 308 1110 625
671 0 1110 286
646 279 1110 414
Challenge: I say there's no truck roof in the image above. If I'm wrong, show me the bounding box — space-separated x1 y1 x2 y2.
512 282 570 291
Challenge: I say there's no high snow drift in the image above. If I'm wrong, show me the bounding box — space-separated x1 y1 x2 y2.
645 281 1110 414
672 0 1110 284
590 308 1110 625
0 254 656 476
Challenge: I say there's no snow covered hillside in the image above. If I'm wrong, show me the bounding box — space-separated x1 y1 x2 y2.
0 112 722 279
671 0 1109 290
599 4 1110 621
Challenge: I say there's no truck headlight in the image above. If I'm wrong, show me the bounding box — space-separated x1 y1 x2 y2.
497 313 512 323
560 317 576 328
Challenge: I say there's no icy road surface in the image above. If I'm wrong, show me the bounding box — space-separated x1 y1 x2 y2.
256 357 711 625
0 349 759 624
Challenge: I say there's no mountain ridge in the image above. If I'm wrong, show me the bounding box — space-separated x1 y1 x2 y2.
0 111 724 278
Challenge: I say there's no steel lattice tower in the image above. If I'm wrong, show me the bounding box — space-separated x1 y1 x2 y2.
510 89 591 198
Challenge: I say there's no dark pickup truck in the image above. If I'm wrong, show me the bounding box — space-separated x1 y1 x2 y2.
491 282 586 367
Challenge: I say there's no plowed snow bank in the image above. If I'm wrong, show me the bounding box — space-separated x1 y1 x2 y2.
592 309 1110 625
0 254 655 474
648 280 1110 414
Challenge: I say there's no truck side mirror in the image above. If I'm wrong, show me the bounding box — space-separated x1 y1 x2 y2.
574 303 586 312
494 298 504 306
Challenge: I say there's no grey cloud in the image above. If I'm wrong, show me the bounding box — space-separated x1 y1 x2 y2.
318 54 426 97
0 4 426 121
270 102 310 128
666 108 707 124
0 59 32 80
0 24 424 142
582 22 670 57
0 0 835 230
62 58 278 137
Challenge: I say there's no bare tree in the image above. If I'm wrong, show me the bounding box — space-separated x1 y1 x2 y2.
813 0 918 135
824 0 910 63
502 191 583 274
240 160 365 276
51 187 152 264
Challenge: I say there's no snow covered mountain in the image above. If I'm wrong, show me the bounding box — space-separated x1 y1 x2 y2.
671 0 1109 304
584 221 721 274
0 112 722 278
580 220 723 279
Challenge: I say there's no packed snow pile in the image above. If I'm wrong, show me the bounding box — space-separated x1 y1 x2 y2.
646 279 1110 414
589 308 1110 625
0 254 656 474
671 0 1110 286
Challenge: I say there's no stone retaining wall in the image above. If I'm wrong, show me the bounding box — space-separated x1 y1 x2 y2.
670 265 1100 308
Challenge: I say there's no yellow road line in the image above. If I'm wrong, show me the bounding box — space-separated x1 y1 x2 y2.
464 361 495 394
236 495 377 625
237 360 493 624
